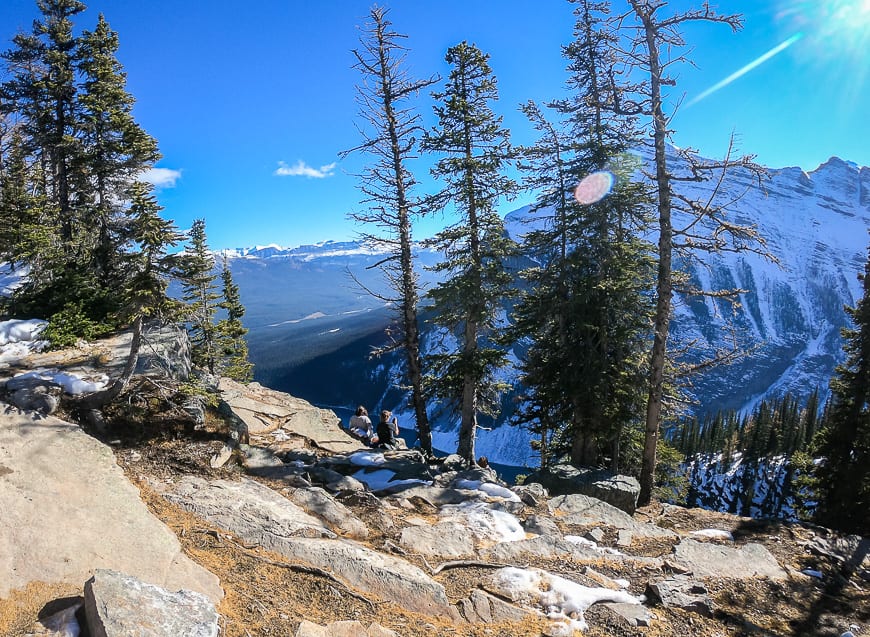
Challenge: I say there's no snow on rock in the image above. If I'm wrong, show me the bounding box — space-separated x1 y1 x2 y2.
488 566 640 632
350 468 430 492
564 535 623 556
455 479 521 502
348 451 386 467
0 318 47 345
690 529 735 541
12 369 108 395
0 319 49 363
439 501 526 544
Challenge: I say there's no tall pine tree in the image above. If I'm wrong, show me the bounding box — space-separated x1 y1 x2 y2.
422 42 517 464
513 0 653 470
76 13 160 287
179 219 220 374
215 258 253 383
813 237 870 535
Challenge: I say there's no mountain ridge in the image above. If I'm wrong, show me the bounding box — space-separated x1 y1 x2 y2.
227 150 869 468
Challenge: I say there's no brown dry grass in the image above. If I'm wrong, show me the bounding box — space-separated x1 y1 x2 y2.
0 582 81 637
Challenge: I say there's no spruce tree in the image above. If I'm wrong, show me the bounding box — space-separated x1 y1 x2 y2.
76 13 160 286
513 0 653 471
79 181 182 409
422 42 517 464
215 258 253 383
813 238 870 535
342 7 436 455
179 219 220 374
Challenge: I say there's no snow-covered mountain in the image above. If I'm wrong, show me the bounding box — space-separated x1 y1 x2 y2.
230 152 869 469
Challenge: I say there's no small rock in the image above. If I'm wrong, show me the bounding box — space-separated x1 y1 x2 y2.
523 514 562 538
84 569 219 637
24 600 82 637
602 602 654 627
585 528 606 543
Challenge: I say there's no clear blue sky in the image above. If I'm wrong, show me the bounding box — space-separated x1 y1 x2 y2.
2 0 868 250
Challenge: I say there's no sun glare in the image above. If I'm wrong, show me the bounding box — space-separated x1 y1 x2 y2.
780 0 870 58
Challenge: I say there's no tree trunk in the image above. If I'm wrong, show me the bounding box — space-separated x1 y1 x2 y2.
77 315 143 410
638 12 674 507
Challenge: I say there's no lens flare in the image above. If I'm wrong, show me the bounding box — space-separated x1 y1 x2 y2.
573 171 614 205
687 33 803 107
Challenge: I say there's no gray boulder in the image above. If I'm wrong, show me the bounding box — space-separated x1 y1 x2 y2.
290 486 369 539
645 575 713 616
527 464 640 514
84 569 218 637
671 538 788 580
164 476 336 545
399 521 477 559
548 493 676 539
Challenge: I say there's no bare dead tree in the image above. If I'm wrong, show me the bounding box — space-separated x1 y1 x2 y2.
340 6 438 455
614 0 775 505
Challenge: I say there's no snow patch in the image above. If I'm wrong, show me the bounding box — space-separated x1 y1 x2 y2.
454 479 521 502
489 566 640 632
348 451 386 467
690 529 735 541
439 501 525 543
12 368 108 395
350 468 430 491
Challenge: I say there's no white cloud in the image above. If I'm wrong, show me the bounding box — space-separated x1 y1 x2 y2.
274 160 336 179
142 167 182 188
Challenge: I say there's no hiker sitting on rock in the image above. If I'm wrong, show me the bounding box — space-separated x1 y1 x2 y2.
348 405 373 443
373 409 402 450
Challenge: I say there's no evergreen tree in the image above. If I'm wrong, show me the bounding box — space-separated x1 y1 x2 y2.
342 7 436 455
76 13 160 285
2 0 86 248
79 181 182 409
1 2 159 325
215 258 253 383
813 238 870 535
179 219 220 374
422 42 517 464
513 0 653 471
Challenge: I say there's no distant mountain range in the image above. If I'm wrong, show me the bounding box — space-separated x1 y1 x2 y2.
227 152 870 469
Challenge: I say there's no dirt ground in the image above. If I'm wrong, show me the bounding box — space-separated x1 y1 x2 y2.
2 415 868 637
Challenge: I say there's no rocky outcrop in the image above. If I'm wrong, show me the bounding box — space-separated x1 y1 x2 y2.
84 569 219 637
548 493 677 539
219 377 358 453
526 465 641 513
0 407 222 603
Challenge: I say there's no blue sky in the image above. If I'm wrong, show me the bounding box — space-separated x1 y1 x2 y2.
1 0 868 250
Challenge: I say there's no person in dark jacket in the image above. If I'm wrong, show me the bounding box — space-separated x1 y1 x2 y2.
375 409 401 449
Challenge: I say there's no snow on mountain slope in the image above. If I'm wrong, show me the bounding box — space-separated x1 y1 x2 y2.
232 152 868 468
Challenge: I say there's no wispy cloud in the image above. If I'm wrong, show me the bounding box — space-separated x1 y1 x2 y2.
274 160 337 179
142 167 182 188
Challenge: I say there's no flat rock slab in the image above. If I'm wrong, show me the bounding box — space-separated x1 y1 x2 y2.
260 537 456 618
671 538 788 579
400 521 477 559
219 378 360 453
164 476 337 545
548 494 676 539
289 487 369 540
85 569 218 637
0 408 222 603
163 475 454 617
